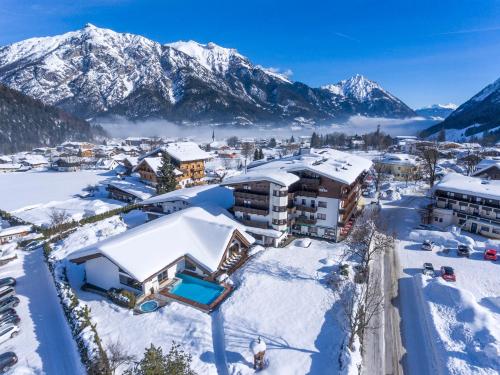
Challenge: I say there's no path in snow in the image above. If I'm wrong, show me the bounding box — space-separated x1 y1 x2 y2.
211 310 230 375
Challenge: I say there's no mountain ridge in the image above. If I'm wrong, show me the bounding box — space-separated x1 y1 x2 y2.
0 24 417 125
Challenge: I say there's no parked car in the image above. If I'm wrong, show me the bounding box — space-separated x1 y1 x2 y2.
0 278 15 290
0 297 19 313
0 312 19 327
0 352 17 373
457 244 472 258
0 288 15 304
441 266 456 282
421 240 436 251
0 310 15 321
484 249 497 261
422 263 435 276
0 324 19 345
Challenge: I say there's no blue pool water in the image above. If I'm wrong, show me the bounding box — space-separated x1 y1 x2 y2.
139 300 159 313
170 274 224 305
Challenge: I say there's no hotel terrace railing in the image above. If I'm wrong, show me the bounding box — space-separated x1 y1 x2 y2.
298 177 320 185
293 190 318 198
296 216 317 225
234 190 270 202
434 191 500 209
233 205 269 216
239 219 270 229
295 204 318 213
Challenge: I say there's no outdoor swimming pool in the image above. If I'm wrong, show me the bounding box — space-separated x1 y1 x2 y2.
170 273 224 305
139 300 159 313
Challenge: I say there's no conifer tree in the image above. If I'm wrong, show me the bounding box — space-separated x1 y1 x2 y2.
156 153 177 194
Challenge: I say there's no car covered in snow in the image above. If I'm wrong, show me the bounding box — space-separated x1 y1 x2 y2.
0 352 17 373
441 266 456 282
421 240 437 251
0 297 19 313
0 324 19 344
422 263 434 276
457 244 472 258
0 278 15 290
484 249 497 261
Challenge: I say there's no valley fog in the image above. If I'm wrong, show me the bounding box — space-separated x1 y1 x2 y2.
99 116 438 141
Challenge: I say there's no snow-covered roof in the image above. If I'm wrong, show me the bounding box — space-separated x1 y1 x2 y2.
21 154 48 165
0 225 32 237
0 163 21 170
250 148 372 186
107 179 156 200
374 153 417 166
164 142 211 162
222 170 300 187
68 206 255 282
140 184 234 209
434 173 500 201
472 159 500 177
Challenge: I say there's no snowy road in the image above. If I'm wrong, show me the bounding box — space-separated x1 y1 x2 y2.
383 195 436 375
0 249 84 374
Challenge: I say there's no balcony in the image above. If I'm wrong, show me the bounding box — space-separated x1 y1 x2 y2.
299 177 320 185
239 219 269 229
435 192 500 209
296 216 317 225
234 190 269 202
233 205 269 216
296 204 317 213
294 190 318 198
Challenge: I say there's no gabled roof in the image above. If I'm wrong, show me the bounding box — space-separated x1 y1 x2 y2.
140 184 234 209
472 159 500 177
68 206 254 282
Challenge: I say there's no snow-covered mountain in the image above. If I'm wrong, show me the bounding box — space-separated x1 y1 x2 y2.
0 24 416 124
415 103 457 120
322 74 415 118
422 78 500 139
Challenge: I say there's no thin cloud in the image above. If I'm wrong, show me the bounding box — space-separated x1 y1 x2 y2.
435 25 500 36
333 32 360 43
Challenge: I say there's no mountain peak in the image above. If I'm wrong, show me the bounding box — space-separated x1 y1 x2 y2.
165 40 245 74
322 74 386 101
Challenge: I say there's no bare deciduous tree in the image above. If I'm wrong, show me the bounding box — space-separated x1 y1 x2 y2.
461 146 482 176
240 142 255 172
48 208 71 227
419 146 439 188
337 273 384 350
107 340 135 374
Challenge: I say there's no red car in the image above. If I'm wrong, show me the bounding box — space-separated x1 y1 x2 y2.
441 266 456 282
484 249 497 261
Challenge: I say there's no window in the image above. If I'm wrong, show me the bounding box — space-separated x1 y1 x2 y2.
318 201 327 208
493 228 500 235
243 185 250 190
481 226 490 232
458 219 466 225
317 213 326 220
439 218 443 223
119 274 142 290
185 260 197 271
434 217 438 222
302 199 306 205
158 270 168 283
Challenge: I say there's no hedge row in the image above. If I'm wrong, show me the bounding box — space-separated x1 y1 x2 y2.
44 243 111 374
41 204 139 237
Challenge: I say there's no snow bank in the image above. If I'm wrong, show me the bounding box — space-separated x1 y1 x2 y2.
415 275 500 374
409 229 476 248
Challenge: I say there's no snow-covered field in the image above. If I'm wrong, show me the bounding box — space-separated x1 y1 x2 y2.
384 194 500 375
52 216 348 374
0 170 116 211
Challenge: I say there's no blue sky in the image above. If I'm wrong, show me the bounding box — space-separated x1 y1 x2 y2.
1 0 499 108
